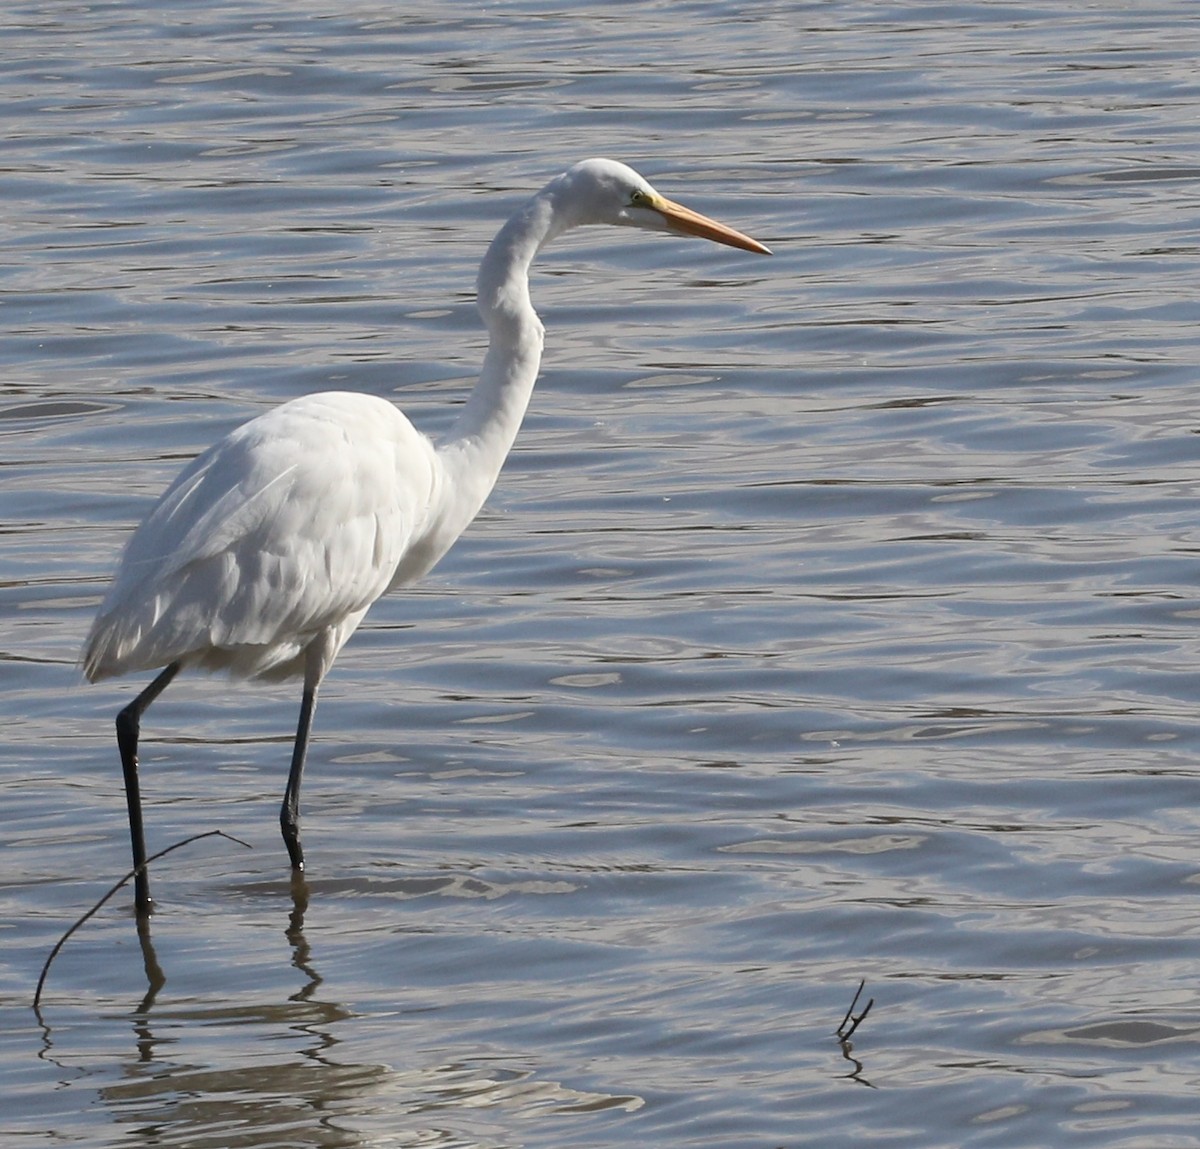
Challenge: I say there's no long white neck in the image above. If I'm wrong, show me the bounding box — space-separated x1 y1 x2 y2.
433 186 571 535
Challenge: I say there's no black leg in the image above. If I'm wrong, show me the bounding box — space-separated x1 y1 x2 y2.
115 662 181 915
280 685 318 873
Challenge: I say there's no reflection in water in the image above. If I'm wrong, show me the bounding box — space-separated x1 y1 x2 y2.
834 980 876 1089
103 1034 381 1149
285 870 322 1000
82 884 642 1147
132 917 164 1058
99 884 385 1149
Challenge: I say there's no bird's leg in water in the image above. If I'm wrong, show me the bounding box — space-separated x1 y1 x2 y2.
115 661 181 914
280 685 318 872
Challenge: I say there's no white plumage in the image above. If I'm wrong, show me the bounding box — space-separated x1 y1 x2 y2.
86 392 437 684
84 158 770 913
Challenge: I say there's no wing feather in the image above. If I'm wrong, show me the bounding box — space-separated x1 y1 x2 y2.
84 392 439 681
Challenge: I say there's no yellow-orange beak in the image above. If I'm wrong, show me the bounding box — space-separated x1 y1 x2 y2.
650 193 772 255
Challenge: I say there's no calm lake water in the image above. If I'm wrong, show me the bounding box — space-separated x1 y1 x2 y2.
4 1 1200 1146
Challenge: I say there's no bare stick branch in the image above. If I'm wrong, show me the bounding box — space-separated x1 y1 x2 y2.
33 830 252 1013
836 978 875 1041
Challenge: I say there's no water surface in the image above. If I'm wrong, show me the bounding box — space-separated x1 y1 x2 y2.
4 2 1200 1146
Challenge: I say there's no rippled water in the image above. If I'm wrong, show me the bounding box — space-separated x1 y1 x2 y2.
4 2 1200 1146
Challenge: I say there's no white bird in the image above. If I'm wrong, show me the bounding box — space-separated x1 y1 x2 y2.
83 158 770 913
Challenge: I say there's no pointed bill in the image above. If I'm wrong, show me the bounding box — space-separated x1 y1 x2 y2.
650 194 772 255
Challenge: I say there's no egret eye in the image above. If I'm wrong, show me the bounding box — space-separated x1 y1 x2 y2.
630 190 650 207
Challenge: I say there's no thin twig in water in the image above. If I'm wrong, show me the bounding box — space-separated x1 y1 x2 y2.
33 830 252 1012
836 978 874 1041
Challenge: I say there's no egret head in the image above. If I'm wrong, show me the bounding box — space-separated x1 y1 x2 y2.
551 158 771 255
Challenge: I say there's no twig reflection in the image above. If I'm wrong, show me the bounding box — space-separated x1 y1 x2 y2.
835 979 876 1089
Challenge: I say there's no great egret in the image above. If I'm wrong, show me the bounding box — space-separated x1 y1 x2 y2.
83 158 770 913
